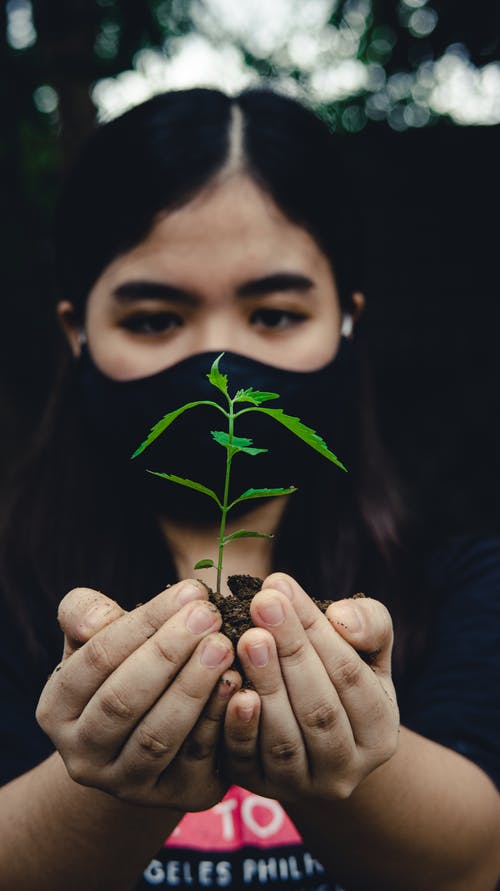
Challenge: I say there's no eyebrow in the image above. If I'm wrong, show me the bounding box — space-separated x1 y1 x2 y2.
111 272 315 304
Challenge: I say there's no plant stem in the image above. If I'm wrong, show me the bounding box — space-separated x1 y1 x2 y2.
216 398 235 594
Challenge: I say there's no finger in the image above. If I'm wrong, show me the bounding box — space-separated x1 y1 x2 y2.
261 577 397 749
59 588 125 659
248 591 356 775
118 632 235 789
326 597 394 675
42 580 210 719
58 578 206 648
179 669 241 768
265 573 393 675
67 601 223 733
235 625 309 792
223 688 262 788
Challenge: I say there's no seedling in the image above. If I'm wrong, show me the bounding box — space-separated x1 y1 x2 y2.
132 353 346 595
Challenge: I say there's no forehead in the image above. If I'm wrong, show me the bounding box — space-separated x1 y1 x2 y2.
109 174 328 275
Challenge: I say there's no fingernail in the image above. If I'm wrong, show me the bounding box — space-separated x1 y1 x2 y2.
200 640 230 667
256 598 285 627
176 582 205 607
332 603 362 632
248 641 269 667
186 603 219 634
218 676 236 700
237 700 255 722
84 602 115 629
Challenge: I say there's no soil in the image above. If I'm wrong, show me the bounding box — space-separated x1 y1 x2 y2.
206 575 373 680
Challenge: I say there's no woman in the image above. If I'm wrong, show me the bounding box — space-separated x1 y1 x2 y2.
0 87 498 891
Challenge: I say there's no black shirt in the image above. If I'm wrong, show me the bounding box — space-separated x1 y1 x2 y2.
1 536 499 889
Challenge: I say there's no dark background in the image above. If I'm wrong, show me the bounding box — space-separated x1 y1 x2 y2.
1 0 500 539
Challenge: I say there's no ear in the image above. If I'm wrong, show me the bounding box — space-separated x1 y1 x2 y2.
57 301 85 358
341 292 365 338
351 291 365 324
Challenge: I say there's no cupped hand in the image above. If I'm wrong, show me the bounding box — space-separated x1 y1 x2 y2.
222 573 399 803
36 580 240 811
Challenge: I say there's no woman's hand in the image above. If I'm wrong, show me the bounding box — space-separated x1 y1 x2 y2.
222 573 399 803
36 580 240 811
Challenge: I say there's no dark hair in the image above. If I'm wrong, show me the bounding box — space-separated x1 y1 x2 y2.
54 87 363 316
0 87 428 693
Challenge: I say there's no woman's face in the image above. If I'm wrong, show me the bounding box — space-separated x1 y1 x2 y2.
60 174 361 380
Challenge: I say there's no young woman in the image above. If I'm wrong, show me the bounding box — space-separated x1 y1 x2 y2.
0 88 498 891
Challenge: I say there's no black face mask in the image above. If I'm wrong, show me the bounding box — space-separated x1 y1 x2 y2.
77 341 355 524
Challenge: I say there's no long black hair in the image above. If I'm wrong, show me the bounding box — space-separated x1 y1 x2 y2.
0 87 428 691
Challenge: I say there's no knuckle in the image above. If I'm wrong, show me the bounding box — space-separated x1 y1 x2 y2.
135 726 174 761
65 755 93 786
268 740 302 766
174 673 206 705
35 698 50 729
180 735 211 762
75 718 100 750
149 633 180 668
138 604 165 639
302 611 323 635
200 706 222 728
302 701 339 734
332 656 363 689
226 741 256 776
330 776 357 800
99 685 134 722
279 636 307 666
230 730 255 749
84 635 115 675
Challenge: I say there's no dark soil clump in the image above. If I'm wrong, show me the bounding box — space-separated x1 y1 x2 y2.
206 576 373 677
210 575 263 651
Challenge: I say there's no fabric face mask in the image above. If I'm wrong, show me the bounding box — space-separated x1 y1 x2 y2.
77 339 355 523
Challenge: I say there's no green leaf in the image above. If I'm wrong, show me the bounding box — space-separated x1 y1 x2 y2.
206 353 228 398
246 408 347 472
230 486 298 507
234 387 280 405
146 472 222 507
211 430 267 456
222 529 274 545
194 559 215 569
131 400 224 459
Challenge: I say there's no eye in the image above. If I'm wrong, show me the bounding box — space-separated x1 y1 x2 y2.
250 308 307 330
120 312 182 335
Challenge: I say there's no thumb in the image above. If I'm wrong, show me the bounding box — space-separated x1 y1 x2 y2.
326 595 394 674
58 587 125 659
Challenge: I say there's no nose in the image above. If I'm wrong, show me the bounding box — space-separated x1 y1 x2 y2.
194 316 241 355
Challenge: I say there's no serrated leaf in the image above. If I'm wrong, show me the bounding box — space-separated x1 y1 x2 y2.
222 529 274 545
211 430 241 448
206 353 228 397
194 559 215 569
249 408 347 472
234 387 280 405
232 486 298 505
131 400 224 459
146 472 222 507
211 430 267 456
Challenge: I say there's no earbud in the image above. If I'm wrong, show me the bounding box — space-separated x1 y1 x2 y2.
78 330 87 346
340 314 353 338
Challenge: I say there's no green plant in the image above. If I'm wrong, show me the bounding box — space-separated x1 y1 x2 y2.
132 353 346 594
